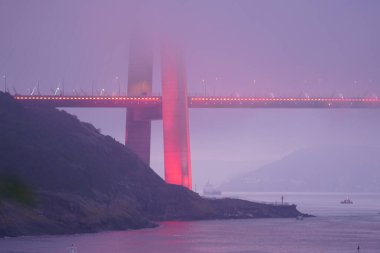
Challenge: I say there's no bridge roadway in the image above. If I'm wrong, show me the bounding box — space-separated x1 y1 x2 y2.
14 95 380 109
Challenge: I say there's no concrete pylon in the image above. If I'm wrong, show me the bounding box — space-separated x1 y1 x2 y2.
161 43 192 189
125 37 154 164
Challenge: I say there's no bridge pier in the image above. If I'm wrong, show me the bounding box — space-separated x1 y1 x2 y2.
161 44 192 189
125 110 152 164
125 37 154 165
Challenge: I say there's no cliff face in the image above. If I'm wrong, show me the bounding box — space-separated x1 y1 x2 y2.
0 92 302 237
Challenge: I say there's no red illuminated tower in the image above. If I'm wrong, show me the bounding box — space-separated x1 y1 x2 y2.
161 43 192 189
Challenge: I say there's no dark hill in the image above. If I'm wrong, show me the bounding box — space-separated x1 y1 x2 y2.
221 146 380 192
0 92 302 237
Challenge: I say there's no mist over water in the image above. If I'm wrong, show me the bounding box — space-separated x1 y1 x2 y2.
225 192 380 217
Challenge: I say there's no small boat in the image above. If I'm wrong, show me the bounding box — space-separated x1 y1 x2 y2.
203 181 221 196
296 215 304 220
340 197 353 204
67 244 78 253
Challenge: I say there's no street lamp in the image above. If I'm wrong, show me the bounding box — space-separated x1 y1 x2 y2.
214 77 218 96
60 78 65 96
202 79 206 96
251 79 256 96
115 76 120 96
3 75 7 93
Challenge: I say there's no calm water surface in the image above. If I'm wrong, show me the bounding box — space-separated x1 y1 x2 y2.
1 192 380 253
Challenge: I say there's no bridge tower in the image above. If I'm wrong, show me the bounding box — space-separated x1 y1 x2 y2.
161 44 192 189
125 37 154 164
126 37 192 190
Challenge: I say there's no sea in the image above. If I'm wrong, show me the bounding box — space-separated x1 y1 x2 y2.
0 192 379 253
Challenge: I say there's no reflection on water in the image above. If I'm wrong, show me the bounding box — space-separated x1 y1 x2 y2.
1 192 380 253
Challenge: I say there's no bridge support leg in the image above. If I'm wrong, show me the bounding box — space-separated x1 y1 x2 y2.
125 110 152 164
125 37 154 165
161 44 192 190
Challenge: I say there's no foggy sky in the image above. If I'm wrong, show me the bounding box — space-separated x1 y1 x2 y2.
1 0 380 188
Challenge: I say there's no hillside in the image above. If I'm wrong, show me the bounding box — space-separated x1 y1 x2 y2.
221 146 380 192
0 92 302 237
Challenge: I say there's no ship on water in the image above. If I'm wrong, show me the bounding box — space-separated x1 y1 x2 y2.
203 181 222 196
340 197 353 204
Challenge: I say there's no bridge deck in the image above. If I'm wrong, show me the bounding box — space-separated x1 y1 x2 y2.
14 95 380 109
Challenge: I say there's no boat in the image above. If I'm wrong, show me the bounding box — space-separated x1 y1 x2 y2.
296 215 304 220
203 181 222 196
67 244 78 253
340 197 353 204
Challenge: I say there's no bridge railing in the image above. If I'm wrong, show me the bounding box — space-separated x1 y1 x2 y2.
12 94 380 109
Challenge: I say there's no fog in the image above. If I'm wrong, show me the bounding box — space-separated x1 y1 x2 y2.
1 0 380 189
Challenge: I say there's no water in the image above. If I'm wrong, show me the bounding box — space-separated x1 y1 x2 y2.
225 192 380 217
1 192 379 253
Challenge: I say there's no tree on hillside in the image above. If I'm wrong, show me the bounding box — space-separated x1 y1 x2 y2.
0 173 34 206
